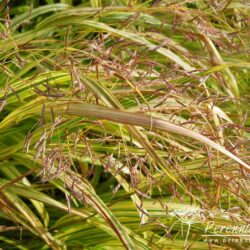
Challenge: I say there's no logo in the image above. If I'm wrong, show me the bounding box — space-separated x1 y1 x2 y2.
170 208 250 246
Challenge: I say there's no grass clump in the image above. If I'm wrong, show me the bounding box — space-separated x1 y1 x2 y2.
0 0 249 249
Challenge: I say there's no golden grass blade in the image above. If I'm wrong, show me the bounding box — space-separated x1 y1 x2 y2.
55 102 250 172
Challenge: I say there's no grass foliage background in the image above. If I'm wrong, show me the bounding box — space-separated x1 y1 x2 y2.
0 0 250 249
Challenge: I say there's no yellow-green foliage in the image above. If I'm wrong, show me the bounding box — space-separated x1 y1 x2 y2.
0 1 249 249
